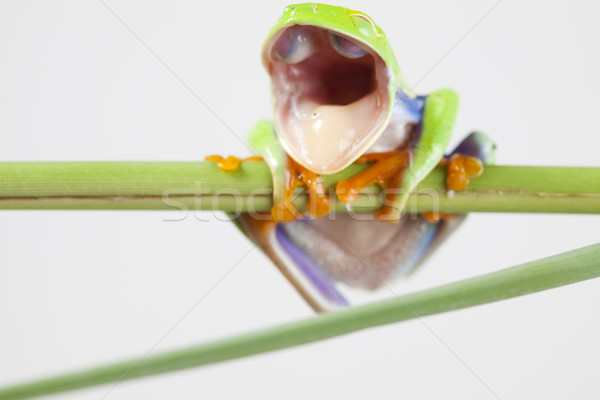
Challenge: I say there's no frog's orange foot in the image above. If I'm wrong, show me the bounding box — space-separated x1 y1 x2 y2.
336 150 410 220
445 154 483 191
373 170 405 222
205 155 263 171
335 179 362 203
271 156 330 223
291 158 330 219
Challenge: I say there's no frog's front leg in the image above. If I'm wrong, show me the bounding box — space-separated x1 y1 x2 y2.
206 120 330 222
335 150 411 219
270 155 331 222
285 157 330 220
335 89 463 220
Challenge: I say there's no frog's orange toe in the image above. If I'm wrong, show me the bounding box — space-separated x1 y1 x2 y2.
446 154 483 191
335 150 410 223
336 180 360 203
205 155 242 171
287 158 331 219
309 195 331 218
205 155 263 171
335 150 409 205
462 156 483 177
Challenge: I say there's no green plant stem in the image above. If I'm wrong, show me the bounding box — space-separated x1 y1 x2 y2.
1 242 599 399
0 162 599 213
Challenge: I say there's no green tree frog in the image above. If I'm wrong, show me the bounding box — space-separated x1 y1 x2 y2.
207 3 496 312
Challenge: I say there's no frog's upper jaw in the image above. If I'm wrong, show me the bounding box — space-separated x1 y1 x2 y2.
264 25 391 175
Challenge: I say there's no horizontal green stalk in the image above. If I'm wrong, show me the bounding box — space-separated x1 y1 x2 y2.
1 242 599 399
0 162 598 213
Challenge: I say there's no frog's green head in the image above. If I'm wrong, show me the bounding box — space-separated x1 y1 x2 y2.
262 3 403 174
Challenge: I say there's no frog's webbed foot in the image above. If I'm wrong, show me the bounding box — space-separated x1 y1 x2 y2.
289 157 331 219
204 155 263 171
206 134 330 223
425 131 495 222
442 153 483 191
423 153 482 223
336 150 411 220
445 130 496 188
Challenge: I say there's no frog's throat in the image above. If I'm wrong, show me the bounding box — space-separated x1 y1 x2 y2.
264 25 391 175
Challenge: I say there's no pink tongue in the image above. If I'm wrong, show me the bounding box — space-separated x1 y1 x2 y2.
279 92 380 174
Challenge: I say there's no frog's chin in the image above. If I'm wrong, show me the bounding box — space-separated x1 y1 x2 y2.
265 26 391 175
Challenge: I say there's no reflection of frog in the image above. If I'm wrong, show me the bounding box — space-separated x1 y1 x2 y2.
208 4 496 311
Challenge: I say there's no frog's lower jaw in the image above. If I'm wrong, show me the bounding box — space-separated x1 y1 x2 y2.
265 25 392 175
279 91 384 172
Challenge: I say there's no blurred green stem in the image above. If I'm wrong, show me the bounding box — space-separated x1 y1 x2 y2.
0 162 599 213
0 242 599 399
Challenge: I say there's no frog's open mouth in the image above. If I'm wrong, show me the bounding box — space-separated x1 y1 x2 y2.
263 25 390 174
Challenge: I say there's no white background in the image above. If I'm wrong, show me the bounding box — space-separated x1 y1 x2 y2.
0 1 599 399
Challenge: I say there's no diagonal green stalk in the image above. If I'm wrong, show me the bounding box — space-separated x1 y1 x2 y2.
1 242 599 399
0 161 598 213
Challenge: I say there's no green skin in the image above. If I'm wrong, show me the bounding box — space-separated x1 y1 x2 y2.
249 3 459 219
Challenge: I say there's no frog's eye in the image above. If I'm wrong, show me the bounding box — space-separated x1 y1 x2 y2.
272 27 313 64
329 33 367 59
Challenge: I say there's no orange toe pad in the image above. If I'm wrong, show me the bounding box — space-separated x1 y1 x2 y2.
446 154 483 191
205 155 263 171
